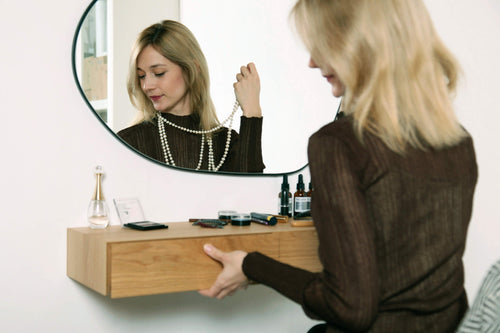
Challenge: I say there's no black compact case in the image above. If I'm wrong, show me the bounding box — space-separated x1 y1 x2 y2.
124 221 168 231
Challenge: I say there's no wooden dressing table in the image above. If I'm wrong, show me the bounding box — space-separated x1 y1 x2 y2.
67 221 321 298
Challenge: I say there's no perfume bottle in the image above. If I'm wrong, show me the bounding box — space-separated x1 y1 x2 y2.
87 165 109 229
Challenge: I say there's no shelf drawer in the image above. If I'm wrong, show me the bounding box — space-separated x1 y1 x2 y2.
109 233 279 298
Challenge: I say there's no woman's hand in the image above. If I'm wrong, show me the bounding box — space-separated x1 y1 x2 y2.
234 62 262 118
198 244 249 299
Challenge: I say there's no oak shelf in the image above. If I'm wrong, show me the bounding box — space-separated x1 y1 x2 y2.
67 221 321 298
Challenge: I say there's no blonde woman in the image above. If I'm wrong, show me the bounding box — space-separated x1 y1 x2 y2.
118 20 264 172
200 1 477 332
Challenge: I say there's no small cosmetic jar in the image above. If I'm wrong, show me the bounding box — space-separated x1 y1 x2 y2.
218 210 237 223
230 213 251 226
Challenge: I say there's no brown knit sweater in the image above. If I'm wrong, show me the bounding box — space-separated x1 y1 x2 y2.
243 116 477 332
117 113 265 173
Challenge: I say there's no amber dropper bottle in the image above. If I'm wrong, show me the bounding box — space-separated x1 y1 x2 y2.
294 174 308 217
306 181 313 214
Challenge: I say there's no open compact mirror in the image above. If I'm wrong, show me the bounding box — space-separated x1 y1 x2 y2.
72 0 340 175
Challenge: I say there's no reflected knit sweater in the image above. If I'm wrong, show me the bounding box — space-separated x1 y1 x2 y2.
117 113 265 173
243 116 477 332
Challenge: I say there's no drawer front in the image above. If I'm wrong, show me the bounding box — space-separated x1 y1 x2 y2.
279 229 322 272
109 233 278 298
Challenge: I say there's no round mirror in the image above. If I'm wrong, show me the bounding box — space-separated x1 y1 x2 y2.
72 0 341 175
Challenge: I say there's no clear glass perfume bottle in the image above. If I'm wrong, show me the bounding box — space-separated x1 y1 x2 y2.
88 165 109 229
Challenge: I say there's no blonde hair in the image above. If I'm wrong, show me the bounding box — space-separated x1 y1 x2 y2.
292 0 467 153
127 20 219 131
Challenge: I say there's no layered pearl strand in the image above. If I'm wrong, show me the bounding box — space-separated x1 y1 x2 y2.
157 101 239 171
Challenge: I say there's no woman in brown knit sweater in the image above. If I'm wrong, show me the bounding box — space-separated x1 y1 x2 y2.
118 20 265 173
199 1 477 332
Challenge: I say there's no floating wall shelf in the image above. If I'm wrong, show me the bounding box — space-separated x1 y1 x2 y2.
67 221 321 298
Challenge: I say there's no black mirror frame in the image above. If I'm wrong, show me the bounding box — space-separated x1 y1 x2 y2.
72 0 308 177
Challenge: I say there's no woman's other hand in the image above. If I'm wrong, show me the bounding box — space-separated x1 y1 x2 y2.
198 244 249 299
234 62 262 118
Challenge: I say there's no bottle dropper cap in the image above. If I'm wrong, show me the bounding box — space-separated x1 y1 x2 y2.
297 174 305 190
281 174 289 190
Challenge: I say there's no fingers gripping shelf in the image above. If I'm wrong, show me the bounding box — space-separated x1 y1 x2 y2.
67 222 321 298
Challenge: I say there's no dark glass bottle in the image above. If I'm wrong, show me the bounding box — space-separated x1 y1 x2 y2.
294 174 308 217
305 182 313 214
278 175 292 217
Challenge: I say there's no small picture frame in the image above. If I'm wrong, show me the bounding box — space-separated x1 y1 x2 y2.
113 198 146 225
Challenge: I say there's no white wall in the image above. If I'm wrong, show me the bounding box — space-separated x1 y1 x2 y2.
0 0 498 332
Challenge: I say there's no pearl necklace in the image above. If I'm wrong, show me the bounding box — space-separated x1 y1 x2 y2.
157 101 239 171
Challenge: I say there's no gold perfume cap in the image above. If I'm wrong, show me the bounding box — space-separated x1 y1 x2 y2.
92 166 105 201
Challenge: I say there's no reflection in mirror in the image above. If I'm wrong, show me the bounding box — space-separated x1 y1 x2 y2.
73 0 341 174
74 0 108 121
118 20 265 172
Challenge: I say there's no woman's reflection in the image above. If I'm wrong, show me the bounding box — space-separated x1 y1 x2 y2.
118 20 265 172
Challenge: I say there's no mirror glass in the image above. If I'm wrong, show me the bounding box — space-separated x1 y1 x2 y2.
73 0 341 174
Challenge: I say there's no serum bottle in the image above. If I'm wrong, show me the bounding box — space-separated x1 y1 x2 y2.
278 175 292 217
88 165 110 229
305 181 313 215
294 174 308 217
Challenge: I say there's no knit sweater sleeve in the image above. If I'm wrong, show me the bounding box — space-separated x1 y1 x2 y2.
242 122 379 331
222 116 265 173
